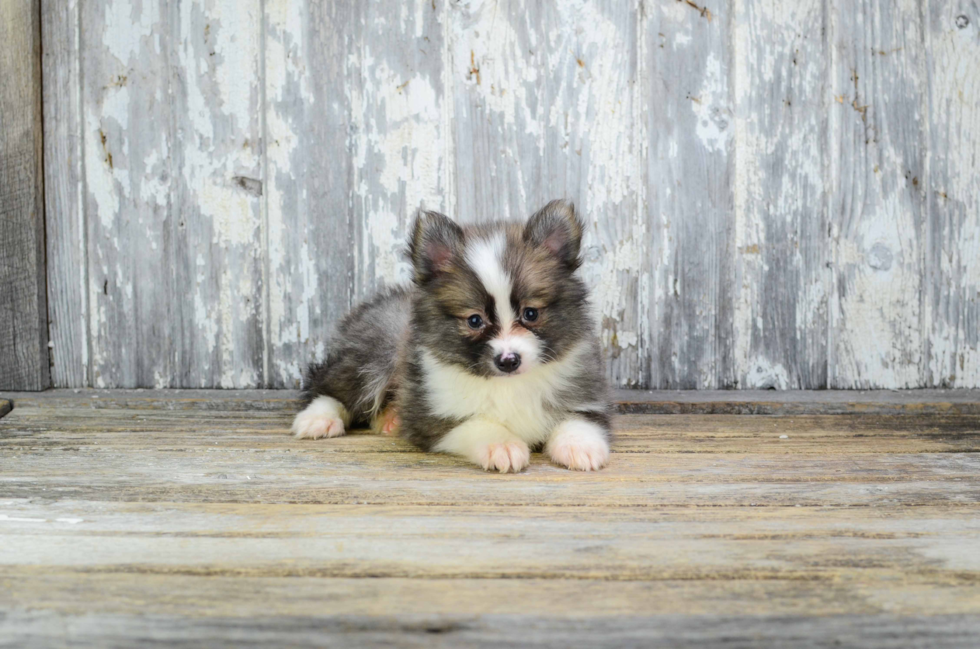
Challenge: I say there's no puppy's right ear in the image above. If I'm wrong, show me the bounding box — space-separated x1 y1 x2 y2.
524 199 583 270
408 210 464 284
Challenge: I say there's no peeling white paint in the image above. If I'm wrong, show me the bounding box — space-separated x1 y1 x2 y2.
350 34 447 290
84 106 120 230
744 358 790 390
52 0 980 390
103 0 157 64
264 0 311 387
140 143 169 207
455 0 544 149
925 5 980 387
692 53 730 154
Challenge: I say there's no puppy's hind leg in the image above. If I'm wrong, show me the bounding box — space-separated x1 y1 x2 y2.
292 396 351 440
293 288 412 439
370 405 401 436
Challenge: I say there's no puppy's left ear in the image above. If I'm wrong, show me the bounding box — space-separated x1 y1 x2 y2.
524 199 583 269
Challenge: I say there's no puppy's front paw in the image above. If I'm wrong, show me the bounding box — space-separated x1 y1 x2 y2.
547 419 610 471
291 396 349 440
476 441 530 473
433 420 530 473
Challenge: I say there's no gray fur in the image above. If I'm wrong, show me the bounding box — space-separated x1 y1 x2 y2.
302 287 412 424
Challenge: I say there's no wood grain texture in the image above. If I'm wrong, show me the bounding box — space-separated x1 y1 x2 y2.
3 387 979 415
926 2 980 388
39 0 980 390
829 0 928 388
615 387 980 414
42 0 87 388
1 392 979 646
734 0 830 389
73 1 265 389
645 0 734 389
3 571 977 620
0 0 49 391
349 0 452 302
263 1 352 388
2 608 977 649
79 0 175 388
169 0 266 388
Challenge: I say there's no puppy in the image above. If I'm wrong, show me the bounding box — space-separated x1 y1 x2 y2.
291 199 612 472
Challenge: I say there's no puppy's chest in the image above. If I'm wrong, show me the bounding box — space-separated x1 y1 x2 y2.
419 354 566 442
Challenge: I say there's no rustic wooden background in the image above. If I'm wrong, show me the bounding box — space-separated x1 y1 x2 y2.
37 0 979 390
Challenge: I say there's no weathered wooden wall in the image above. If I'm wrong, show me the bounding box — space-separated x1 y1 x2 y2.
1 0 49 391
40 0 980 389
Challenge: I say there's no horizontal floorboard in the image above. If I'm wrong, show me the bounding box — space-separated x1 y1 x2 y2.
1 502 979 582
3 610 978 649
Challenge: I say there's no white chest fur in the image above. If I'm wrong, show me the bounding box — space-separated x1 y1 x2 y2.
420 343 588 445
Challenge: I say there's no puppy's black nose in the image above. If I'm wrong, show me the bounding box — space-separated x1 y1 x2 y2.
494 353 521 373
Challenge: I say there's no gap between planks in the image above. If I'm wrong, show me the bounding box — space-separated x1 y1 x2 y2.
1 389 979 415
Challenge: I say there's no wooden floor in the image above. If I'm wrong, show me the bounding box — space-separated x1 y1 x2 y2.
1 390 979 648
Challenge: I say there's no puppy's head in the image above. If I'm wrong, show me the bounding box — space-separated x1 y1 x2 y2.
409 200 591 377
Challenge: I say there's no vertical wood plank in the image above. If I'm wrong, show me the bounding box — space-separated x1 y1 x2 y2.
42 0 88 388
263 1 354 388
265 0 451 387
644 0 734 388
829 0 927 388
732 0 830 389
81 1 265 388
80 0 175 387
348 0 453 302
263 0 450 387
0 0 50 391
925 1 980 387
450 0 642 386
169 0 265 387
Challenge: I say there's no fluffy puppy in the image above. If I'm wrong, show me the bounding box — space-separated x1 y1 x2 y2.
292 199 612 472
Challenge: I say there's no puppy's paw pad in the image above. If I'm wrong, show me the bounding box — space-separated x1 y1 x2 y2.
548 422 610 471
380 409 401 436
477 441 530 473
292 412 346 439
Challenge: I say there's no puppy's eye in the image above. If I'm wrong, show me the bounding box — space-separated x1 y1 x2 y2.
466 314 484 329
522 307 539 322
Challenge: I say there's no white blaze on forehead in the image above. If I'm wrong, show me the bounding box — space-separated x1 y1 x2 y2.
465 232 542 373
466 233 515 326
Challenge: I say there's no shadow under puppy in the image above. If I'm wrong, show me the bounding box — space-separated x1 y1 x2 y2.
292 200 612 472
